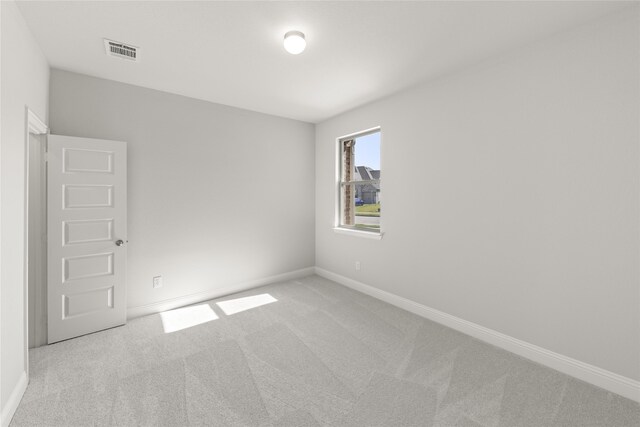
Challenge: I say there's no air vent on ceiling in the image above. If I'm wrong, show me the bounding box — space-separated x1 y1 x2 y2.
104 39 139 61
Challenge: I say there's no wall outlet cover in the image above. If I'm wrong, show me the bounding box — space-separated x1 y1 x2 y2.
153 276 163 288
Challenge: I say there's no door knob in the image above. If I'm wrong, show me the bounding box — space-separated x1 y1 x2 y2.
115 239 125 246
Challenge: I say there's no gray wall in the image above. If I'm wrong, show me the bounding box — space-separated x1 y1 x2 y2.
1 0 50 413
315 9 639 380
49 70 315 312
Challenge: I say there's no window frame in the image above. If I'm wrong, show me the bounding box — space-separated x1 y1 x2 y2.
334 127 383 239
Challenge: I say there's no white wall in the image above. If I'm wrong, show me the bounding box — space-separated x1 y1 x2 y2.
316 8 639 381
49 70 315 313
0 0 49 419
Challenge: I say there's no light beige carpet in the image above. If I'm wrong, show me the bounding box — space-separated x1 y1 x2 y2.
11 275 640 426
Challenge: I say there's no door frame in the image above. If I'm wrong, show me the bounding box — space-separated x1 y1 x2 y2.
23 107 48 378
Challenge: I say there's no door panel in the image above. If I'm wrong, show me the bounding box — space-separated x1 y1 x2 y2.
64 219 114 245
47 135 127 343
63 184 114 208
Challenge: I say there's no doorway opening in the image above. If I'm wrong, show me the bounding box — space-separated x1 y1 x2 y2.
27 131 47 349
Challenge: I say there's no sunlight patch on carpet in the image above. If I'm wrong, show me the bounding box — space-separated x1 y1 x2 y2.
161 304 219 333
216 293 277 315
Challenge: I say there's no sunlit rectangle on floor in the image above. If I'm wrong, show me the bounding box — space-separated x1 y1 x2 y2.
160 304 218 333
216 293 277 316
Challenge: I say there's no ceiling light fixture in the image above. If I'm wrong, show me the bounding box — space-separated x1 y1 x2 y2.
283 30 306 55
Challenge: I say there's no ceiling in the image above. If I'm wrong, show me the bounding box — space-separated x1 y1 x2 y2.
16 1 631 123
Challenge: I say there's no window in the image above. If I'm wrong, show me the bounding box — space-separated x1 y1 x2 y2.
337 128 381 235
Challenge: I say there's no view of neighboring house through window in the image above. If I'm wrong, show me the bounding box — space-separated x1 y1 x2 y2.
339 129 381 232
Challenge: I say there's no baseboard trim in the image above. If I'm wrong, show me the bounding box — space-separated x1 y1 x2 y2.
315 267 640 403
127 267 315 319
1 371 27 427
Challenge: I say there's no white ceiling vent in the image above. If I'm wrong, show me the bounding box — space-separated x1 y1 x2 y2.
104 39 139 61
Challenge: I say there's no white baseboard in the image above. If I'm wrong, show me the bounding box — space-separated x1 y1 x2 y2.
127 267 315 319
1 371 27 427
315 267 640 403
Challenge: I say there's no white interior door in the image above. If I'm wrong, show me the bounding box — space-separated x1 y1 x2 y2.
47 135 127 343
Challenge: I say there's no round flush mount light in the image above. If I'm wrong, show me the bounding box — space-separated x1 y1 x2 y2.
283 30 306 55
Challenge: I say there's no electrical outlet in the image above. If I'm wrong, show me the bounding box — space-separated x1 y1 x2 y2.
153 276 163 289
355 261 361 271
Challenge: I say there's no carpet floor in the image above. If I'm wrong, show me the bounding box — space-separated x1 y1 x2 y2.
11 275 640 426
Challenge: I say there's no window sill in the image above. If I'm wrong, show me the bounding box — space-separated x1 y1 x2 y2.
333 227 383 240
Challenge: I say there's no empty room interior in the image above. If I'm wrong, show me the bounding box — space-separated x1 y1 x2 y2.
1 0 639 426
